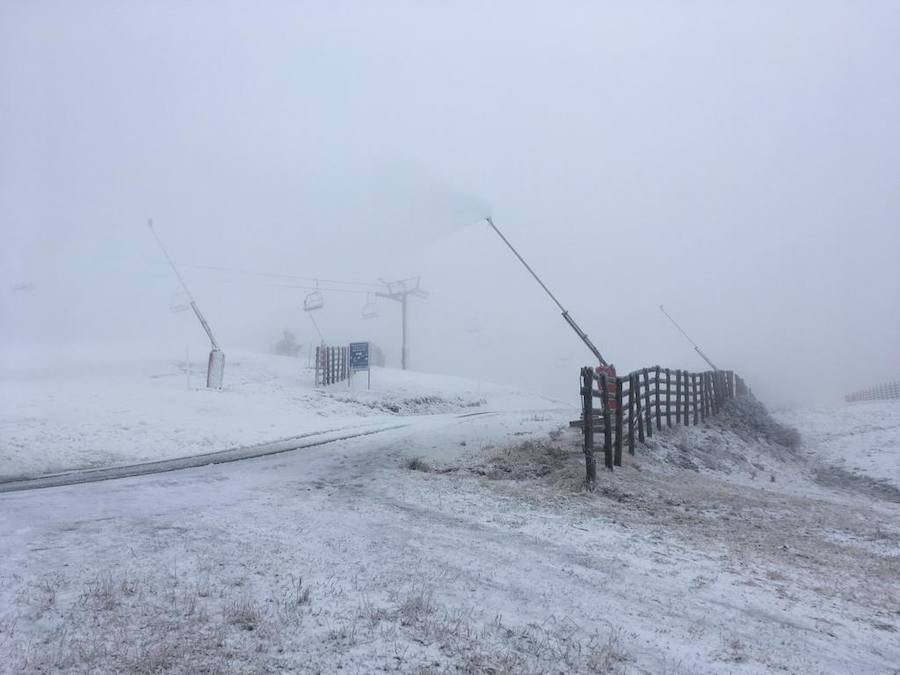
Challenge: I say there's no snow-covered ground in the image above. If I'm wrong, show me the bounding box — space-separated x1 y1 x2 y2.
0 349 564 478
774 400 900 492
1 361 898 673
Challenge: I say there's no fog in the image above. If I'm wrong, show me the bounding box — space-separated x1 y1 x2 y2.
2 1 898 406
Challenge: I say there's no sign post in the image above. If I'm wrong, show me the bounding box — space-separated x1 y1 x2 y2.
348 342 371 389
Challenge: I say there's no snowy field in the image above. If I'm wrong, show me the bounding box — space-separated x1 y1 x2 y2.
774 400 900 492
1 359 899 673
0 348 563 479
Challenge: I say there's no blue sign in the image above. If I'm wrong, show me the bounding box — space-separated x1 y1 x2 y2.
349 342 369 369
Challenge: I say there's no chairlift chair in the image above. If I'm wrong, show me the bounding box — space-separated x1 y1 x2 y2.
304 291 324 312
169 291 190 313
361 294 379 320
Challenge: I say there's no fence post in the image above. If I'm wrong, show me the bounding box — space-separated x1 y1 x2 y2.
643 369 653 438
627 374 636 455
328 347 334 385
713 371 720 414
704 372 710 416
636 372 645 444
693 373 700 425
600 373 613 470
699 372 706 422
581 368 597 484
685 372 692 425
655 366 662 431
675 370 682 425
665 368 672 427
614 377 624 466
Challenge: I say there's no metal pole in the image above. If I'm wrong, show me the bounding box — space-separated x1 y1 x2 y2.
308 311 324 343
485 217 607 366
659 305 718 371
189 301 221 351
376 277 425 372
148 220 221 351
486 217 566 312
401 294 408 370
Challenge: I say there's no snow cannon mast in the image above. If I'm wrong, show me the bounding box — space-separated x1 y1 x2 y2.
484 217 608 367
147 220 225 389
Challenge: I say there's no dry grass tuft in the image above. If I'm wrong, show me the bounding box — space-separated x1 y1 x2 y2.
405 457 432 472
224 597 265 631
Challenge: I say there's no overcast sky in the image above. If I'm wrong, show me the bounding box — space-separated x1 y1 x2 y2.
2 1 898 405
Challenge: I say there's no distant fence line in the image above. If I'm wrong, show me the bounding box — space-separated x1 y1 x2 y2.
578 366 747 483
845 381 900 403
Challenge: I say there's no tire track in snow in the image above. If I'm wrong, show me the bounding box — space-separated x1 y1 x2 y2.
0 409 517 494
0 423 410 493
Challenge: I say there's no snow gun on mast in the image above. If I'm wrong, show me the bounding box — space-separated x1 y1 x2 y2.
659 304 718 371
484 217 608 367
148 220 226 389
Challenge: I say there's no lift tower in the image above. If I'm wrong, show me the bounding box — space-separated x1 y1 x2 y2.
376 277 428 370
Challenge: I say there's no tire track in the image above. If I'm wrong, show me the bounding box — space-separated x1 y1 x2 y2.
0 423 410 493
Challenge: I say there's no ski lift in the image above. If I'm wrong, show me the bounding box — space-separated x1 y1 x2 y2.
304 280 324 312
169 291 190 313
361 294 379 320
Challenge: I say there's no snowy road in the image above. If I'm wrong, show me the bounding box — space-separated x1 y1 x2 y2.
0 421 410 493
0 411 507 493
2 403 898 673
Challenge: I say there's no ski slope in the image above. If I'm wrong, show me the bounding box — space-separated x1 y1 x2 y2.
0 347 567 479
774 400 900 491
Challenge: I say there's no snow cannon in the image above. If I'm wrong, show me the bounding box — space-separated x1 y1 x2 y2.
207 348 226 389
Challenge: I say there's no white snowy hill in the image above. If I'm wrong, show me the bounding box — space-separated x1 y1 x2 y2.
1 348 568 478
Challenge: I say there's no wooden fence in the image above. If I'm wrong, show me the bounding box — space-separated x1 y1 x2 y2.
579 366 747 482
315 345 348 387
846 381 900 403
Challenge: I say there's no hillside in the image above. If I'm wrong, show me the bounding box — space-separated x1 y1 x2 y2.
0 348 566 479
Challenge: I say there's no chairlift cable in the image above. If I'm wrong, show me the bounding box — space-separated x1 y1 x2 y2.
176 263 381 289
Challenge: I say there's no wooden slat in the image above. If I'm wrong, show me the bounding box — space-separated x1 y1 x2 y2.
614 377 624 466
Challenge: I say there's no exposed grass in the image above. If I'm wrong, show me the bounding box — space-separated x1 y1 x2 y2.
8 561 312 674
346 581 632 674
81 572 119 611
721 396 802 450
277 574 311 613
482 438 579 483
224 596 265 631
405 456 432 472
